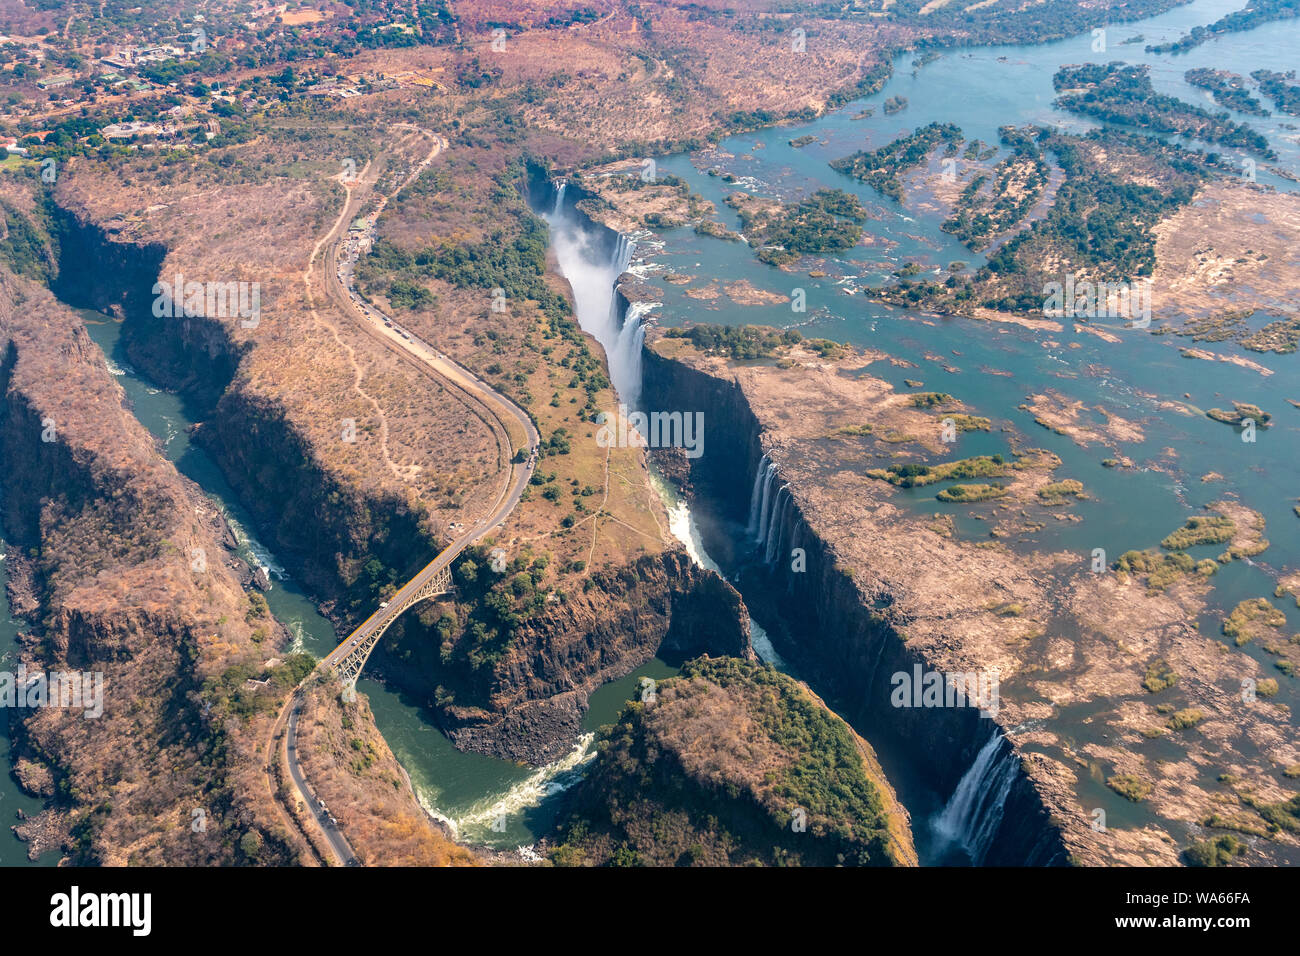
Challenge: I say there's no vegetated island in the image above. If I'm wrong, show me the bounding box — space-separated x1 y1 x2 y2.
548 656 917 867
1184 68 1270 117
1053 63 1276 160
830 121 964 203
1146 0 1300 54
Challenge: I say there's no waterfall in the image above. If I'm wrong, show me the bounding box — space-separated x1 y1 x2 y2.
613 300 658 410
932 731 1019 865
552 181 566 216
758 482 787 556
764 486 790 564
748 459 799 566
656 473 785 668
543 197 643 405
747 454 770 534
611 232 633 274
754 466 778 544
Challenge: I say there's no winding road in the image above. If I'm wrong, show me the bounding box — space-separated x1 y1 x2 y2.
266 131 539 866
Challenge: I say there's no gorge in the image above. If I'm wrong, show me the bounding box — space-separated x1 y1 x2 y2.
2 0 1297 869
532 175 1062 865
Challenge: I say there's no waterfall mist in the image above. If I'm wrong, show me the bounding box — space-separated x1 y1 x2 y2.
932 731 1018 865
542 189 646 409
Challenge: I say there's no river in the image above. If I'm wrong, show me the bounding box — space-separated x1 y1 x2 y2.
4 0 1292 865
583 0 1299 859
69 311 656 851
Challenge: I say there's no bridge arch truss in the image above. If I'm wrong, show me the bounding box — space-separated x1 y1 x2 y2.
333 564 454 689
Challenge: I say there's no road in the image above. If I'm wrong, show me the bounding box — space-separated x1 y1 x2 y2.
283 697 358 865
319 139 539 675
267 132 539 864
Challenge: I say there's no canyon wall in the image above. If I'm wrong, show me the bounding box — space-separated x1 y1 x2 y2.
642 343 1066 866
43 184 751 773
44 205 436 605
382 549 751 765
0 265 297 864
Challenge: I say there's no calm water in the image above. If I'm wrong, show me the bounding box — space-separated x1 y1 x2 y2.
627 0 1299 844
5 0 1293 864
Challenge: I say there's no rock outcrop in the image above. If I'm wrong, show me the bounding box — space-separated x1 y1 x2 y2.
549 656 917 866
380 549 752 764
642 332 1068 866
0 263 292 864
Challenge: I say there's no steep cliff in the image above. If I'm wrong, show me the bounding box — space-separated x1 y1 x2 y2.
376 548 752 765
549 656 918 866
38 165 752 777
642 334 1067 866
0 265 297 864
41 202 440 605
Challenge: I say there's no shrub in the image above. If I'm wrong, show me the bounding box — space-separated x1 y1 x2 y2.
1166 708 1204 731
1106 773 1153 802
1142 659 1179 693
1183 834 1245 867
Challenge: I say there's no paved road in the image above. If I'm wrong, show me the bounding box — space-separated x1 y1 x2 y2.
319 156 539 674
268 134 539 864
284 697 358 865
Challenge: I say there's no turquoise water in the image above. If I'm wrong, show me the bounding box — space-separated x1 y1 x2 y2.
74 312 671 852
642 0 1300 645
628 0 1299 843
354 656 677 847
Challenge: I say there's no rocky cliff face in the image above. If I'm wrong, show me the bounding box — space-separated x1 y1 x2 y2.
549 656 918 867
202 385 436 604
0 266 294 864
642 340 1066 866
42 204 436 603
42 184 752 775
378 549 752 765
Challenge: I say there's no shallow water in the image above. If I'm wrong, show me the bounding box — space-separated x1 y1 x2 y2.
636 0 1300 673
618 0 1300 853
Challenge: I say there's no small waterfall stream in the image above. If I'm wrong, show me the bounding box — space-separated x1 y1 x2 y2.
746 453 771 534
932 731 1019 865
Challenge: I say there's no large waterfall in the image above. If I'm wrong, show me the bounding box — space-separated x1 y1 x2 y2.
616 299 659 410
540 181 782 668
534 176 1047 867
749 457 777 537
747 454 796 567
542 192 646 408
932 731 1018 865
